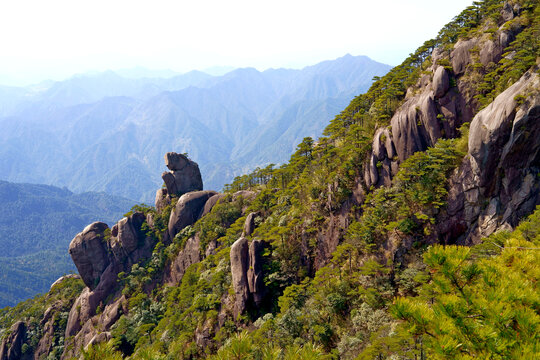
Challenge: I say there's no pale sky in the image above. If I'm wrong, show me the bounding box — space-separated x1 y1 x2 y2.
0 0 473 86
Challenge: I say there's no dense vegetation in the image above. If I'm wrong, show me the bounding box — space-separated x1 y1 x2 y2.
0 181 134 307
1 0 538 358
0 276 84 358
72 0 538 358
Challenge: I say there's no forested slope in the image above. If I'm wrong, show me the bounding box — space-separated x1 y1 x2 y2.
0 181 134 307
0 0 538 359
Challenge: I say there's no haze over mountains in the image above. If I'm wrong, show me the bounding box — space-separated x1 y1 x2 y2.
0 54 391 202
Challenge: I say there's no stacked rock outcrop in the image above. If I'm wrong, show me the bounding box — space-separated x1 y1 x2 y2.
161 152 203 197
62 152 208 358
63 211 153 357
230 213 266 317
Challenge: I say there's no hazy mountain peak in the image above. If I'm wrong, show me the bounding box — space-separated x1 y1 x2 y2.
0 54 392 201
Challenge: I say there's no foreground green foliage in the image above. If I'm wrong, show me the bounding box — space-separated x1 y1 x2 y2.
2 0 538 359
0 276 84 358
393 208 540 359
0 181 134 307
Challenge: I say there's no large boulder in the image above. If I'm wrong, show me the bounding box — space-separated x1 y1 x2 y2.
109 212 146 261
167 190 217 242
450 38 478 75
161 152 203 196
247 239 265 305
68 222 110 289
432 66 450 99
230 237 249 318
243 212 261 237
200 193 226 217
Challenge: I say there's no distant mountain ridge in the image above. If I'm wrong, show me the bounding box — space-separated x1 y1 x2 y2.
0 55 391 201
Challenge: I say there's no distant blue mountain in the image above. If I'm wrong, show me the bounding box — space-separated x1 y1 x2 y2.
0 180 135 307
0 55 391 202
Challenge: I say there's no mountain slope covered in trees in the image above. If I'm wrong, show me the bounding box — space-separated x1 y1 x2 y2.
0 181 134 307
0 0 538 359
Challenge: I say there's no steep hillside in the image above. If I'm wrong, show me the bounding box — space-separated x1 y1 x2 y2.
0 56 391 201
0 0 538 359
0 181 134 307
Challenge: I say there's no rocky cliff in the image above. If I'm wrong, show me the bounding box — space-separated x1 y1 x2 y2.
0 1 538 358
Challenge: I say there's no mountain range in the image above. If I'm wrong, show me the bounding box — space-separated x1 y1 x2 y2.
0 55 391 202
0 0 538 359
0 181 134 307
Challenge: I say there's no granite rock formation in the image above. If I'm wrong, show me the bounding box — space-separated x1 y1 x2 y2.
166 190 217 243
161 152 203 197
63 210 156 358
0 322 26 360
438 68 540 244
230 237 250 318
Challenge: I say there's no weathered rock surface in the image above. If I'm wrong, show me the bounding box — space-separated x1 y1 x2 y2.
247 239 265 305
161 152 203 197
432 66 450 99
439 69 540 244
99 296 127 330
230 237 249 318
243 212 261 237
155 188 171 213
0 321 26 360
200 193 226 217
364 128 398 188
362 25 520 191
68 222 110 289
110 212 148 263
392 90 441 162
10 15 535 359
450 38 478 75
230 236 268 316
35 309 57 360
167 190 217 242
165 235 202 285
64 211 157 358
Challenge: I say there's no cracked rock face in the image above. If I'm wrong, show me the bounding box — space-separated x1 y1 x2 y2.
230 235 267 317
432 66 450 99
0 321 26 360
230 237 249 318
439 69 540 245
